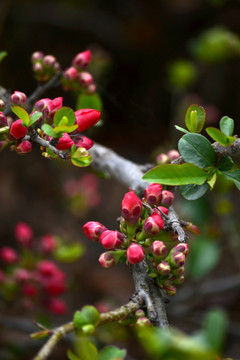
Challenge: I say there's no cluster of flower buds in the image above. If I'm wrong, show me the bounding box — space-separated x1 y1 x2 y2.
31 51 61 82
0 222 69 315
156 149 180 164
62 50 96 94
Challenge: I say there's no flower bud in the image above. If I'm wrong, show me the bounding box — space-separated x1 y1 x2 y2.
144 183 163 206
156 153 169 164
136 316 151 327
32 62 44 73
167 149 180 161
186 222 200 235
43 55 57 67
83 221 107 241
172 275 185 285
0 100 6 112
161 190 174 207
0 112 7 126
144 213 164 236
126 244 145 264
16 140 32 154
121 190 142 225
151 241 167 258
63 66 78 81
10 91 28 106
172 266 185 276
154 206 169 216
44 298 67 315
168 251 186 268
31 51 44 62
14 268 31 282
34 98 51 112
87 83 97 94
75 108 101 132
100 230 124 249
135 309 145 318
171 243 189 256
22 283 37 297
39 234 57 254
14 222 33 247
0 247 18 264
37 260 58 277
157 261 171 275
72 50 92 68
43 97 63 119
56 133 74 150
74 135 94 150
165 285 177 296
10 119 27 139
77 71 93 86
99 251 116 268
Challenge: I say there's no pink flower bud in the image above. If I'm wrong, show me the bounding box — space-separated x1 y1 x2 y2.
44 298 67 315
169 251 186 268
121 190 142 225
144 213 164 236
0 100 6 112
172 243 189 256
34 98 51 112
31 51 44 62
156 153 169 164
157 261 171 275
87 83 97 94
186 222 200 235
136 316 151 327
74 135 94 150
126 244 145 264
37 260 58 277
167 150 180 161
63 66 78 81
161 190 174 207
72 50 92 68
0 112 7 126
14 222 33 247
32 62 44 73
165 285 177 296
77 71 93 86
43 277 66 296
172 266 185 276
43 97 63 119
135 309 145 317
99 252 116 268
39 234 57 254
153 206 169 216
99 230 124 249
56 133 74 150
22 283 37 297
54 62 61 72
0 247 18 264
144 183 163 206
75 108 101 132
151 241 167 258
43 55 57 67
10 91 28 106
16 140 32 154
83 221 107 241
10 119 27 139
14 268 31 282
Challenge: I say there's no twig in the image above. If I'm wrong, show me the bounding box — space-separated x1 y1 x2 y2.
164 206 188 243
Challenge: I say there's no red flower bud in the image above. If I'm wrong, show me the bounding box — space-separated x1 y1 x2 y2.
169 251 186 268
14 222 33 247
157 261 171 275
56 133 74 150
165 285 177 296
144 183 163 206
63 66 78 81
172 243 189 256
144 213 164 236
0 100 6 111
44 298 67 315
39 234 57 254
167 150 180 161
151 241 167 258
0 247 18 264
31 51 44 62
72 50 92 68
43 55 57 67
37 260 59 277
75 108 101 132
99 252 116 268
0 111 7 126
153 206 169 216
74 135 94 150
10 91 27 106
32 62 44 73
10 119 27 139
172 266 185 276
161 190 174 207
83 221 107 241
43 277 66 296
156 153 169 164
126 244 145 264
77 71 93 86
121 190 142 225
43 97 63 119
22 283 37 297
99 230 124 249
34 98 51 112
16 140 32 154
186 222 200 235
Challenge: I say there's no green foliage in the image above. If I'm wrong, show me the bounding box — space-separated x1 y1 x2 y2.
168 60 197 89
205 127 235 146
220 116 234 137
185 105 206 133
203 308 228 352
53 242 85 262
217 157 234 171
41 123 58 138
0 51 7 63
54 107 76 127
98 346 126 360
29 111 42 126
74 306 100 330
68 339 98 360
180 183 209 200
71 146 92 167
76 93 103 112
220 170 240 190
11 106 30 127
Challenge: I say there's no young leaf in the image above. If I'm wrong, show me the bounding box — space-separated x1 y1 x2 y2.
207 173 217 190
53 124 78 134
180 183 209 200
178 133 216 168
71 147 92 167
99 346 127 360
67 349 81 360
11 106 30 127
221 170 240 189
54 107 76 127
205 127 235 146
174 125 189 134
185 104 206 133
53 243 85 262
41 124 58 138
77 93 103 112
29 111 42 126
217 156 234 171
219 116 234 137
142 163 208 186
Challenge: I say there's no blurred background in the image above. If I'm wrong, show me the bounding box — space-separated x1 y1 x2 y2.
1 0 240 359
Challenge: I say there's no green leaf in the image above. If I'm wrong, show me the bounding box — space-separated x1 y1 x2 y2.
11 106 30 127
67 349 81 360
99 346 127 360
0 51 7 63
180 183 209 200
142 163 208 186
29 111 42 126
207 173 217 190
53 242 85 262
0 126 9 134
71 147 92 167
219 116 234 136
74 306 100 329
54 107 76 127
187 236 220 279
41 124 58 138
46 148 57 158
76 93 103 112
178 133 216 168
53 124 78 134
185 105 206 133
174 125 189 134
73 339 98 360
205 127 235 146
203 309 228 352
221 170 240 189
217 156 234 171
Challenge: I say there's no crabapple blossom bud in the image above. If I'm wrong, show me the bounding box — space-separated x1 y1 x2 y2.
156 153 169 164
54 62 61 72
31 51 44 62
0 100 6 111
45 298 67 315
136 316 151 327
10 119 27 139
37 260 58 277
100 230 124 249
0 247 18 264
43 97 63 119
144 183 163 206
144 213 164 236
0 112 7 126
14 268 31 282
169 251 186 268
39 234 57 254
121 190 142 225
77 71 93 86
63 66 78 81
87 83 97 94
83 221 107 241
151 241 167 258
43 278 66 296
43 55 57 67
32 62 43 73
165 285 177 296
72 50 91 68
172 243 189 256
135 309 145 317
10 91 27 106
74 135 94 150
22 283 37 297
126 244 145 264
172 275 185 285
14 222 33 247
99 252 116 268
186 222 200 235
34 98 51 112
16 140 32 154
75 108 101 132
161 190 174 207
167 149 180 161
172 266 185 276
154 206 169 216
157 261 171 275
56 133 74 150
